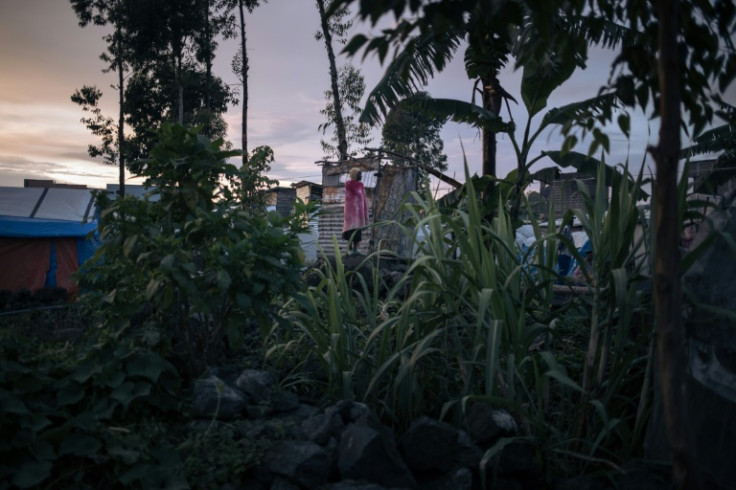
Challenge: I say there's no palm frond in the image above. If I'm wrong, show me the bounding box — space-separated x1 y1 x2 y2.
681 125 736 159
359 28 464 125
566 16 642 51
542 93 620 128
410 97 513 133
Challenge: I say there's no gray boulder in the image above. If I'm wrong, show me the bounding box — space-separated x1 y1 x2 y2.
338 422 416 489
193 374 247 420
264 440 332 489
399 416 459 473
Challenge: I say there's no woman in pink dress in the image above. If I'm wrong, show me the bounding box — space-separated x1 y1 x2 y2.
342 167 369 255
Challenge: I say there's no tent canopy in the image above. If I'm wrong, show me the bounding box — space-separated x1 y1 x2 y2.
0 186 99 295
0 186 96 222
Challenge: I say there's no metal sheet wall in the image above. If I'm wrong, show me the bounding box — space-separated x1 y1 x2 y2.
317 159 416 257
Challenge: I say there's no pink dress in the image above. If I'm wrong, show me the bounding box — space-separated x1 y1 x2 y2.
342 179 369 234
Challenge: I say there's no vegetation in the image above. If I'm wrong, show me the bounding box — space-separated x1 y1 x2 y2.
315 0 354 161
224 0 269 163
0 149 665 487
3 0 734 487
380 91 449 193
1 121 731 487
70 0 239 195
318 64 373 160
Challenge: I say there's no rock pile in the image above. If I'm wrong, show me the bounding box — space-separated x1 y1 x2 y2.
193 368 670 490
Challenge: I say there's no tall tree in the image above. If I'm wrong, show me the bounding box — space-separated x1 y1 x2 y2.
336 0 629 188
123 61 235 166
70 0 130 196
194 0 237 113
381 91 448 191
71 0 237 182
123 0 202 124
577 0 734 485
316 0 352 161
225 0 267 165
318 64 372 160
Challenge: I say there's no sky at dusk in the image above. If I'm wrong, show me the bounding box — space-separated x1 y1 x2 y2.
0 1 733 192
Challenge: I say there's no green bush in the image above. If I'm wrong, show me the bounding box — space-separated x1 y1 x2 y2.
0 124 313 488
77 124 307 377
0 309 185 489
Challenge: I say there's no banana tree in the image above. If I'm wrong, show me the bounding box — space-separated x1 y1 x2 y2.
338 0 631 186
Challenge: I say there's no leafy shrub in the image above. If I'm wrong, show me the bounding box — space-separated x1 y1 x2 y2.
77 124 307 377
0 310 185 489
1 124 314 488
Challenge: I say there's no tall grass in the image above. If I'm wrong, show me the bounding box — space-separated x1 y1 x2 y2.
268 161 658 478
560 162 654 466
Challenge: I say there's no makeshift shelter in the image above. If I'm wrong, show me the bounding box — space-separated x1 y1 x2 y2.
319 158 417 257
0 186 99 295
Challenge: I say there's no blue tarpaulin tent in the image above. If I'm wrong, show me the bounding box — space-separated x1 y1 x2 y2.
0 186 100 294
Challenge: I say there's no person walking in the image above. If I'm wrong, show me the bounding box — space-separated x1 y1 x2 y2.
342 167 369 256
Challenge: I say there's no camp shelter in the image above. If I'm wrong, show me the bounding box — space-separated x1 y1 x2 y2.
319 158 417 257
0 186 99 295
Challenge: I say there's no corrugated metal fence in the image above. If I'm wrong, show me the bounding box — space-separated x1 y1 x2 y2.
317 159 416 257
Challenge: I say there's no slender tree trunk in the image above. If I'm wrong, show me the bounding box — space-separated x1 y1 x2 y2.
176 51 184 124
116 36 126 198
204 1 212 111
481 76 501 178
316 0 348 161
653 0 700 488
238 0 248 164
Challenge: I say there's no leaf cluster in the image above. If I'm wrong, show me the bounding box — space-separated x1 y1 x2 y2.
78 124 305 375
0 314 184 489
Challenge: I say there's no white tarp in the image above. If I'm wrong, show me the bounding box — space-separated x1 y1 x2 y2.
0 186 95 222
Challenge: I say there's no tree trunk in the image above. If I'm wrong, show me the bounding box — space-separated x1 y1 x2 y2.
204 1 212 111
653 0 700 488
316 0 348 161
116 33 125 198
176 51 184 124
481 76 501 178
239 0 248 164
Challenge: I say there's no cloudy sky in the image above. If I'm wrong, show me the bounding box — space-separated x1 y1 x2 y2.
0 1 732 192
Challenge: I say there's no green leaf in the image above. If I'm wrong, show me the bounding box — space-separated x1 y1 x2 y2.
145 278 163 301
30 439 55 461
111 381 152 410
59 434 102 456
545 369 584 393
360 28 463 125
56 380 85 406
161 254 175 269
617 113 630 137
521 47 579 118
541 94 618 129
0 389 28 415
123 235 138 258
216 269 231 290
13 461 52 488
119 464 150 486
103 289 117 304
98 368 126 389
107 445 141 465
23 412 52 433
127 352 171 382
413 97 512 133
